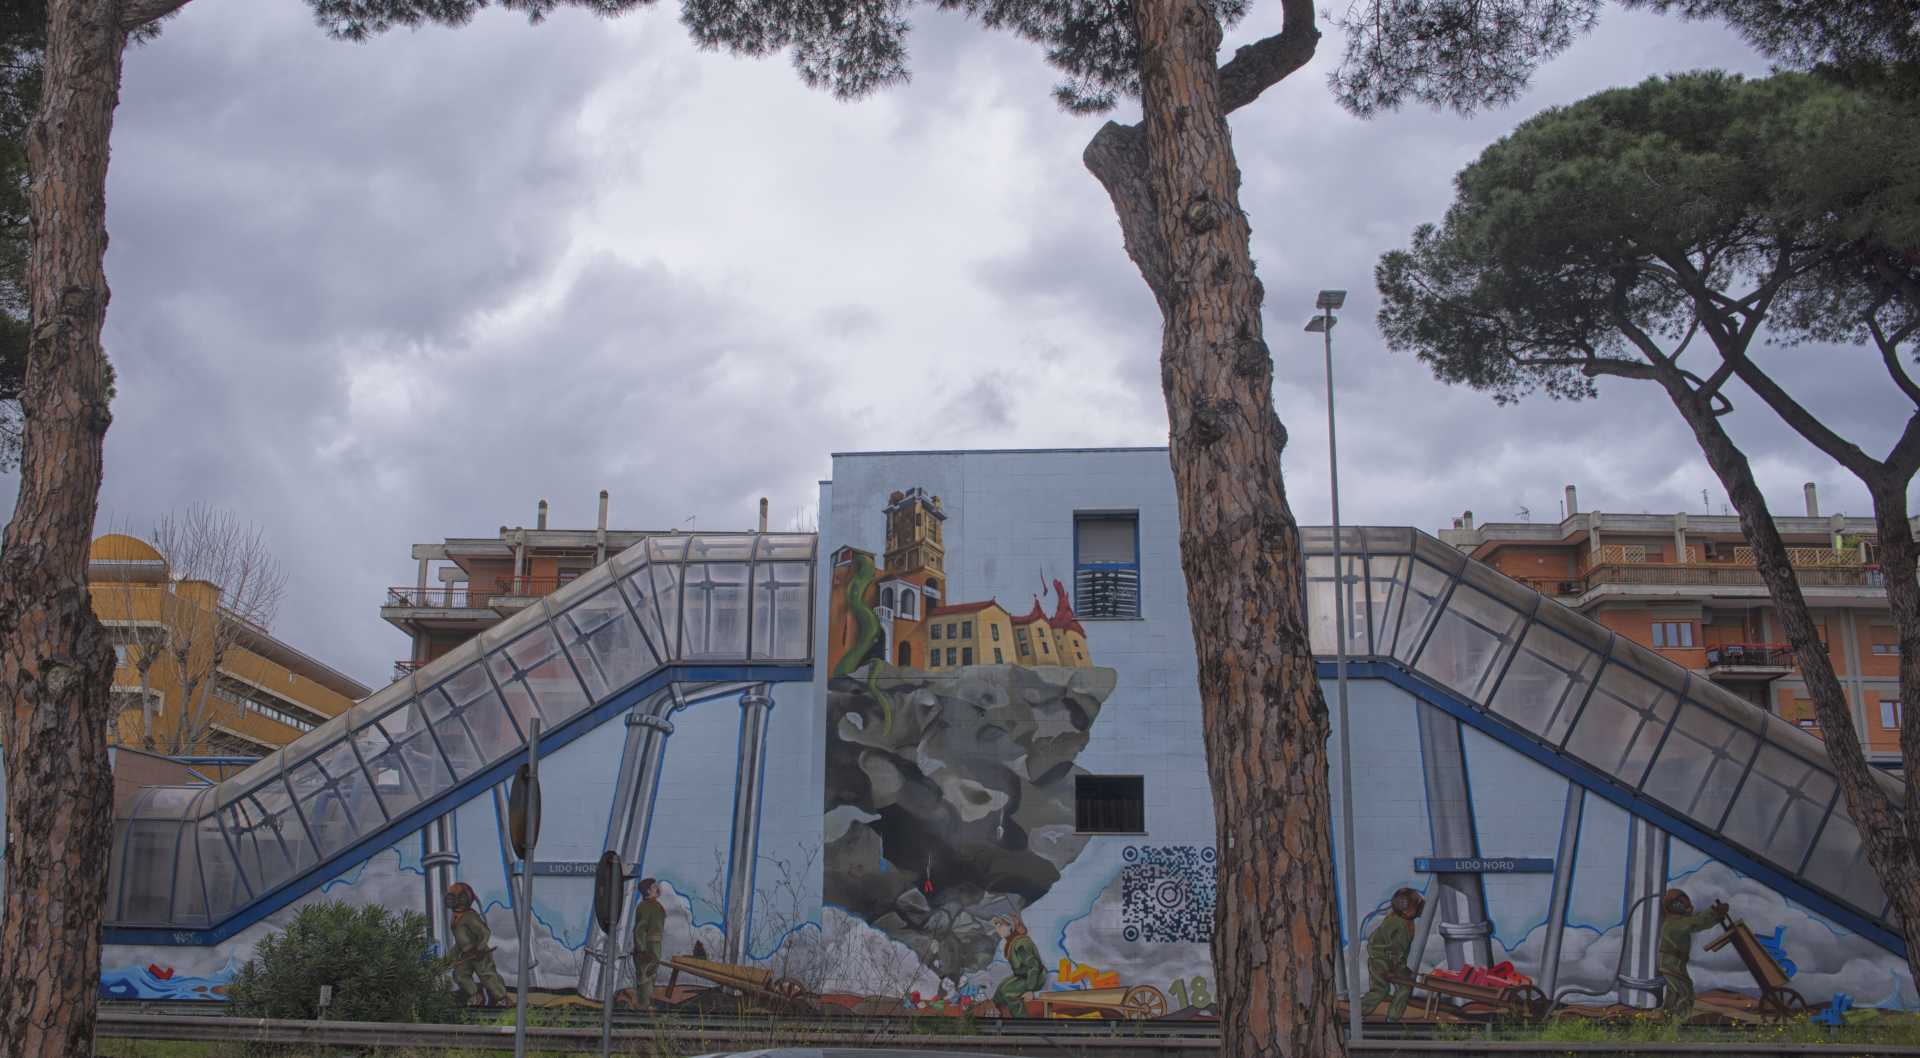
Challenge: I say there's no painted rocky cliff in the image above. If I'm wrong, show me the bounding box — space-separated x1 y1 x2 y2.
825 664 1116 984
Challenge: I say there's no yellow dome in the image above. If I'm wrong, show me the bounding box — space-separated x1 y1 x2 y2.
90 533 164 564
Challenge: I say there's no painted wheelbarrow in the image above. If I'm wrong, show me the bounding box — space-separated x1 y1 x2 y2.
1029 984 1169 1020
1411 967 1552 1023
1703 914 1808 1022
663 955 819 1015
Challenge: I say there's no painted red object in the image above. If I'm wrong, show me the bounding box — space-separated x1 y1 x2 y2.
1426 962 1532 989
148 964 174 981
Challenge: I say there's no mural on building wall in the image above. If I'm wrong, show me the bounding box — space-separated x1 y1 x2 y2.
86 468 1916 1026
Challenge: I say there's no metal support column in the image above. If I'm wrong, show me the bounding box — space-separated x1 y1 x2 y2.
1416 704 1493 969
422 814 459 957
721 684 775 966
1617 817 1668 1008
576 699 676 1000
1539 786 1586 998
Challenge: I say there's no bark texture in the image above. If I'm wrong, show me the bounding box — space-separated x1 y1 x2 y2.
0 2 127 1056
1085 1 1342 1055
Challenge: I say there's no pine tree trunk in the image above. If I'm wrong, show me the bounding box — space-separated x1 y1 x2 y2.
1123 0 1345 1054
1866 480 1920 960
0 3 127 1056
1659 380 1920 976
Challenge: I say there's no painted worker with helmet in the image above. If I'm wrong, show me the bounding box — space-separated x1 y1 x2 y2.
631 877 667 1010
446 882 508 1007
1659 888 1728 1021
1358 887 1426 1021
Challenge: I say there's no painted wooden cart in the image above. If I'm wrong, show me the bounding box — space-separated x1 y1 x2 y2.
1703 915 1808 1022
663 955 819 1015
1410 971 1552 1022
1028 984 1170 1020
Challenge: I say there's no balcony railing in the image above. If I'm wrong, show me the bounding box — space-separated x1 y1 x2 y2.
1705 642 1796 669
488 575 575 598
384 585 482 609
1582 562 1877 591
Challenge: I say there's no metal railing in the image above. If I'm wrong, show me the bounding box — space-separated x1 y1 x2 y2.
1583 563 1878 590
383 585 482 609
1705 643 1796 669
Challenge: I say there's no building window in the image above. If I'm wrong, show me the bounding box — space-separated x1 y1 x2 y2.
1873 643 1901 655
899 592 916 619
114 644 128 666
994 648 1004 663
1040 638 1050 654
1075 775 1145 833
1883 700 1902 729
931 624 943 641
1651 621 1694 648
945 647 957 666
1018 638 1031 656
990 624 1001 641
899 643 913 666
961 620 973 639
962 647 974 665
928 649 939 668
1075 513 1141 618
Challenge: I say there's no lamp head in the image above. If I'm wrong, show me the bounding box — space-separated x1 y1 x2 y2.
1316 289 1347 310
1304 316 1336 333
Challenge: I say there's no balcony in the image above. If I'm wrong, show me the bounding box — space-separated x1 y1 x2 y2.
1581 558 1878 593
1704 642 1796 681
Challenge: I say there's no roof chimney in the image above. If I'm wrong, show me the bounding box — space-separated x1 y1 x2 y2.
597 490 609 531
1804 482 1819 518
1564 484 1579 517
758 497 769 533
1462 509 1474 530
537 499 549 530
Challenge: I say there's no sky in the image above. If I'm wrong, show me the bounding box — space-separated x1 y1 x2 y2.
5 0 1910 689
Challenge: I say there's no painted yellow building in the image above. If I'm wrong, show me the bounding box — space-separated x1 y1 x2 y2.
89 534 368 754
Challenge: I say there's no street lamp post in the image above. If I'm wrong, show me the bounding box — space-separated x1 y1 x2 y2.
1306 289 1362 1043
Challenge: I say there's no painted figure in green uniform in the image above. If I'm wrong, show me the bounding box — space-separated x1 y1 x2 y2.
1658 888 1727 1022
990 915 1046 1017
446 882 508 1007
630 877 667 1010
1358 888 1425 1022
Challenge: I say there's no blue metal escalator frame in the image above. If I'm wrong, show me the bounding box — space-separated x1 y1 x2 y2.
104 661 812 948
1323 659 1904 957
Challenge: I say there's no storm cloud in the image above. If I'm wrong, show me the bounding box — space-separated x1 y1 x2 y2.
5 1 1908 688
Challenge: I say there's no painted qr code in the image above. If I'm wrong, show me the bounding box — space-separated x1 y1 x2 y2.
1120 845 1216 944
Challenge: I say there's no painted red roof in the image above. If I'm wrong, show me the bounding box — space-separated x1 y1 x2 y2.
1011 599 1048 626
1048 578 1085 636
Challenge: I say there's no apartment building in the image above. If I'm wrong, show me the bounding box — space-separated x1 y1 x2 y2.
383 492 765 678
1439 483 1903 764
89 534 368 754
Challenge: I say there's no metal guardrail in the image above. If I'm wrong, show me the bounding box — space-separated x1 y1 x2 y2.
92 1010 1920 1057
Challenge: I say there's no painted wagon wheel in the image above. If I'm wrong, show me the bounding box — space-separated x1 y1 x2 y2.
1514 985 1553 1023
1761 987 1809 1023
1122 985 1168 1021
769 977 811 1001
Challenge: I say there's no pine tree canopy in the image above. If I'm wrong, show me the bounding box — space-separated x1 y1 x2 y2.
1374 71 1920 405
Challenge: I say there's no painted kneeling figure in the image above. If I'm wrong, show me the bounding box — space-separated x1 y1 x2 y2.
991 915 1047 1017
1659 888 1728 1022
1359 887 1425 1022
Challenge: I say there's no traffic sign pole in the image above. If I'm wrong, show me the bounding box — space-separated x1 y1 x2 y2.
514 719 542 1058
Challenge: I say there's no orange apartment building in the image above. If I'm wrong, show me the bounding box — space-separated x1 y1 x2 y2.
1440 483 1905 766
90 534 368 754
383 493 762 676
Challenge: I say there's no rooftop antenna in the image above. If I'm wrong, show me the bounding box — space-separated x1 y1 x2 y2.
1701 489 1710 513
1515 505 1531 523
681 515 696 533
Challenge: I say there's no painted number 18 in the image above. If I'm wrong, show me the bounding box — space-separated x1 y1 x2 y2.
1169 976 1212 1010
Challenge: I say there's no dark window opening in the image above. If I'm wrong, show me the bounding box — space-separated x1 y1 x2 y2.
899 643 912 666
1075 775 1145 833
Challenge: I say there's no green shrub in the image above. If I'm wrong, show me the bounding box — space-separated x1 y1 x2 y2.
227 900 460 1023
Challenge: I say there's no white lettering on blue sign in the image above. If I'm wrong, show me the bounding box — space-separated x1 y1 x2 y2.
1414 857 1554 874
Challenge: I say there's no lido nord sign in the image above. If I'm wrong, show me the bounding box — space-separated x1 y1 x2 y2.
1414 857 1555 874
